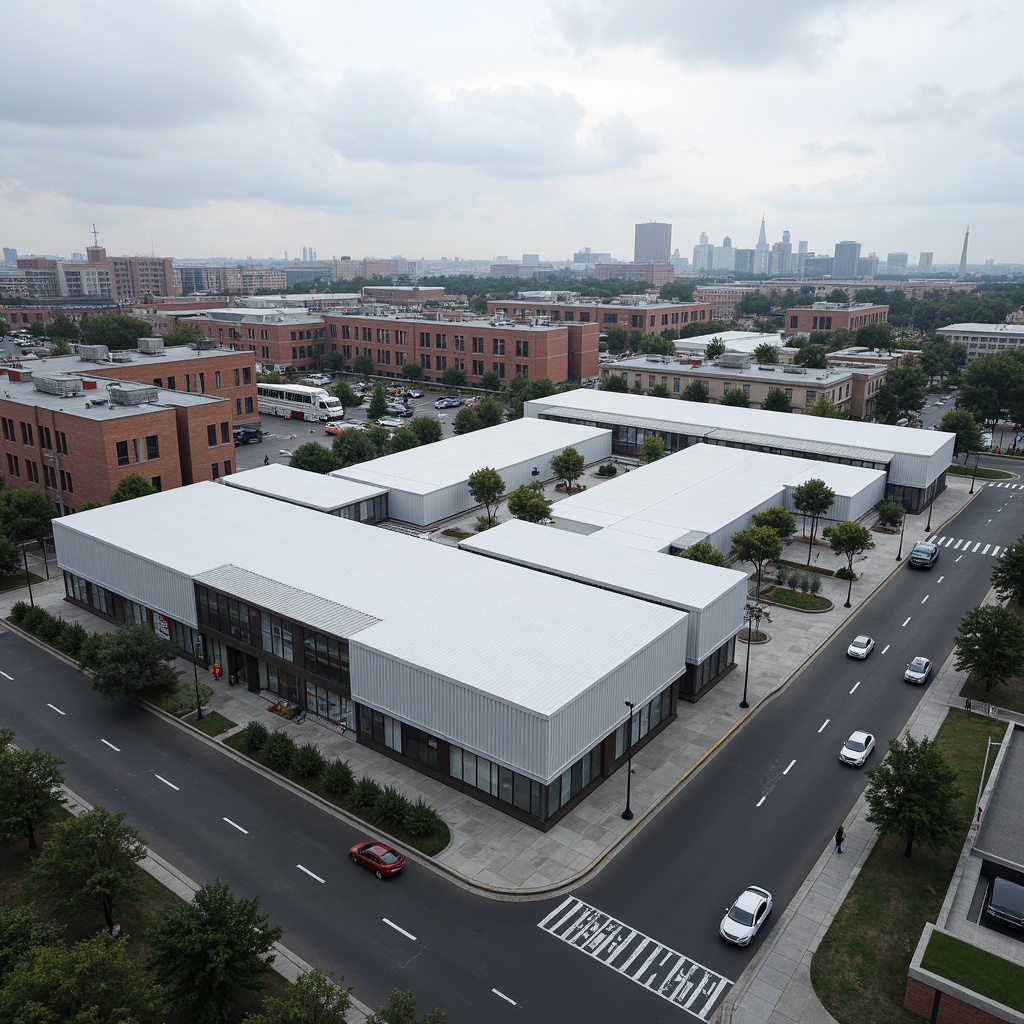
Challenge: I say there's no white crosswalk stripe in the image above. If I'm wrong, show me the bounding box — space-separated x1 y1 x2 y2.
929 535 1003 558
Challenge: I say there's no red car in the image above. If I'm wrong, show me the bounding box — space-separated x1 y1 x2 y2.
349 841 405 878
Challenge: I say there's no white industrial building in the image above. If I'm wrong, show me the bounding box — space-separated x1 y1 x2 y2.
524 389 955 514
54 482 688 828
935 322 1024 361
461 519 749 700
224 464 388 522
544 443 886 554
332 417 611 526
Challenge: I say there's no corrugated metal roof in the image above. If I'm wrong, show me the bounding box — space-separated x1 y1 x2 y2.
527 389 953 459
460 519 747 612
195 564 381 637
706 428 891 464
224 464 386 511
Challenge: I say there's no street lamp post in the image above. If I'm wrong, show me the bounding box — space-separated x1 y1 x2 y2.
20 543 34 607
621 700 636 821
191 630 204 721
896 508 907 562
740 602 769 709
969 450 981 495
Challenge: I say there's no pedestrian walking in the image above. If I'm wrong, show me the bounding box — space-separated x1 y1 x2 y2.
834 825 845 854
263 455 270 466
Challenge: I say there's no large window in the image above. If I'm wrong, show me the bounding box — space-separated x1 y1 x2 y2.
614 687 673 759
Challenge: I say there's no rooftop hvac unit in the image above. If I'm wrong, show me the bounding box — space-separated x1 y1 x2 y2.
718 352 750 369
137 337 165 354
32 374 84 397
79 344 109 361
783 366 808 374
8 369 33 383
110 351 133 362
107 382 159 406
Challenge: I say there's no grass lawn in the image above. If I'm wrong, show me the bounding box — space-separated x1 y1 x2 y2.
920 930 1024 1013
190 710 236 737
0 571 43 593
441 527 472 540
763 587 832 611
810 710 1006 1024
0 816 292 1024
947 464 1013 480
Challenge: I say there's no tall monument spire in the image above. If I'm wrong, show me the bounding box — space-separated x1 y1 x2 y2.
755 216 769 274
958 226 969 279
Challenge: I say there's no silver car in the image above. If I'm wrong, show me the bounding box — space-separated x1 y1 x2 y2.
904 657 932 685
847 635 875 659
719 885 773 946
840 730 875 766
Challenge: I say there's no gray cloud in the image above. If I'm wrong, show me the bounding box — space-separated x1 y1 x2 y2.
803 141 877 159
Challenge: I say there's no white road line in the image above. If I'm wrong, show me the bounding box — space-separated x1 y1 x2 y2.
756 796 766 807
101 739 120 752
956 554 964 562
992 546 1001 557
383 918 417 941
936 576 944 583
973 542 982 552
46 703 65 715
223 818 248 834
902 617 911 627
953 539 964 549
982 544 991 555
297 864 325 883
783 759 796 775
154 774 179 791
0 670 12 680
882 644 890 654
538 896 576 930
850 681 861 694
921 595 929 604
492 989 517 1006
944 537 955 546
818 720 829 733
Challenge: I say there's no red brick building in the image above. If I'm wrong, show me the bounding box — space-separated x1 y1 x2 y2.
487 297 713 335
783 302 889 337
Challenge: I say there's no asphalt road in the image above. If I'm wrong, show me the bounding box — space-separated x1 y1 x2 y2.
1 479 1019 1021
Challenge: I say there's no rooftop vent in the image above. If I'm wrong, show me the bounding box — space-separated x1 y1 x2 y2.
79 344 109 361
107 382 158 406
33 374 84 398
718 352 751 369
137 337 165 355
783 366 808 374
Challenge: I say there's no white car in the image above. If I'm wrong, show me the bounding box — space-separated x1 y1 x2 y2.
305 374 332 385
374 416 403 429
847 635 875 659
719 885 773 946
839 730 875 766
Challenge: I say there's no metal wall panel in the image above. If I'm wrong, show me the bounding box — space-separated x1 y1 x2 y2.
691 579 747 662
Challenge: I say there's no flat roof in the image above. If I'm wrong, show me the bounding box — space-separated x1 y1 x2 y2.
974 726 1024 872
937 323 1024 335
460 518 747 612
607 358 848 386
57 482 684 717
550 443 885 544
223 464 387 512
333 418 610 496
526 388 953 458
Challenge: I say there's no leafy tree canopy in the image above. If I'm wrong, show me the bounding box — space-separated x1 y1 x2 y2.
762 387 792 413
792 478 836 564
401 362 423 380
46 314 80 341
289 442 343 474
678 541 726 566
794 344 828 369
366 382 389 421
407 416 443 445
0 729 66 850
873 363 928 424
680 380 709 403
163 323 206 348
0 487 57 541
333 427 377 467
805 395 845 418
332 381 362 408
506 484 552 523
720 388 750 408
751 506 796 538
638 436 665 465
480 369 503 391
599 373 628 393
550 446 586 491
367 989 449 1024
991 535 1024 607
352 352 375 376
939 409 984 460
243 966 353 1024
79 313 150 351
389 426 421 452
704 337 726 360
467 467 505 527
0 905 63 980
954 604 1024 692
83 622 180 701
729 525 783 595
752 342 779 364
440 366 467 388
110 472 158 504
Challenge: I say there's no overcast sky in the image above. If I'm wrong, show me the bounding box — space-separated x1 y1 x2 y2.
2 0 1021 266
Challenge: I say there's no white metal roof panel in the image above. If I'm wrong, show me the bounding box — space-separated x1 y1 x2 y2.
224 464 387 511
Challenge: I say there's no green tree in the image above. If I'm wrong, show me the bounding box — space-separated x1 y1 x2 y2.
401 362 423 381
332 381 362 409
163 323 206 348
148 879 283 1024
83 622 180 701
604 327 629 354
792 478 836 565
704 337 726 360
678 541 726 566
407 417 443 445
257 371 283 384
289 442 342 474
0 487 57 542
506 484 552 523
243 966 352 1024
751 506 796 539
874 499 905 529
452 407 481 435
364 425 394 458
805 395 845 418
79 313 150 351
0 533 21 574
366 382 388 421
795 344 828 369
110 472 158 503
33 806 146 930
939 408 984 462
752 342 779 364
720 388 750 408
550 446 586 492
0 905 62 980
503 375 556 420
389 427 421 452
873 363 928 424
467 467 505 527
958 350 1024 424
992 536 1024 607
729 526 783 598
953 604 1024 692
599 373 628 392
480 369 503 391
29 319 49 339
636 334 674 356
368 989 449 1024
0 933 165 1024
476 398 504 427
0 729 65 850
762 387 792 413
440 366 467 388
333 428 377 467
638 436 665 465
680 380 709 403
46 314 80 342
648 383 671 399
822 520 876 607
352 352 375 376
865 734 963 858
48 340 72 356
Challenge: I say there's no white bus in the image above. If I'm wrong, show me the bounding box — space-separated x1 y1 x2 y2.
257 383 345 422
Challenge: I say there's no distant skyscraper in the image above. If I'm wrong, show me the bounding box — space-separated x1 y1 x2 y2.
857 254 879 279
798 241 808 255
634 222 672 264
886 252 908 276
833 240 861 279
918 252 933 275
782 230 791 245
693 232 715 272
2 247 17 267
959 227 970 278
734 249 755 275
713 237 735 272
754 217 769 275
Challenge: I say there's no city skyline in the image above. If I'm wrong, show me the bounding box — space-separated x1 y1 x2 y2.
2 1 1022 264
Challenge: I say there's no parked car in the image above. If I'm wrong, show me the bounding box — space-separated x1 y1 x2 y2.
435 397 461 409
904 656 932 685
986 876 1024 928
349 841 405 879
909 541 939 569
325 422 362 435
386 401 411 415
375 416 403 428
839 730 875 766
719 885 773 946
406 388 424 398
847 635 875 659
232 427 263 446
305 373 332 386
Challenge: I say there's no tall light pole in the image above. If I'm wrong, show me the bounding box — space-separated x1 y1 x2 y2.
740 602 769 709
969 450 981 495
191 629 204 721
20 543 34 607
621 700 636 821
895 507 907 561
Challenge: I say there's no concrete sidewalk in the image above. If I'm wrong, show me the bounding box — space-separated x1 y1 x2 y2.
4 471 1015 1021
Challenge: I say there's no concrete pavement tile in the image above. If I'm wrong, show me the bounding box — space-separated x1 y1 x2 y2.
746 977 785 1006
730 991 778 1024
762 949 800 979
772 967 838 1024
757 962 797 992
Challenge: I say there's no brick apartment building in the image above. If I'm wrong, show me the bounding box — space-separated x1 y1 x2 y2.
0 345 257 512
486 297 713 335
784 302 889 337
593 263 676 287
